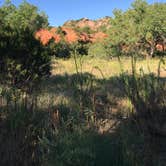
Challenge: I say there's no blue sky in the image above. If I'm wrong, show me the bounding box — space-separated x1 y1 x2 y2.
1 0 166 26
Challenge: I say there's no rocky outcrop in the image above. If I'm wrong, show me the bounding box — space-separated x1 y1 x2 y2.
76 18 96 29
61 27 79 43
36 17 110 45
63 17 111 31
36 28 61 45
89 32 108 42
95 17 111 29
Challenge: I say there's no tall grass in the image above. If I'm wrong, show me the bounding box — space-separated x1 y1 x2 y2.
119 56 166 165
0 55 165 166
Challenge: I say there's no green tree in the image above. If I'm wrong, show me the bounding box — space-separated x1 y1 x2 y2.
107 0 166 57
0 1 50 91
143 3 166 57
2 0 48 31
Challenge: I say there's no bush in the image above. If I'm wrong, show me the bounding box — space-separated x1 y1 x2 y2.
52 41 72 58
0 25 51 92
75 41 90 56
0 1 50 92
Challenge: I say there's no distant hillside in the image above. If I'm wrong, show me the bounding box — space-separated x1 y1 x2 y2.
36 17 111 45
63 17 111 31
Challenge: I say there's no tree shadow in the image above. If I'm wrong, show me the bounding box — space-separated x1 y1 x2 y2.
40 72 166 166
41 72 126 98
46 114 146 166
0 72 165 166
39 72 127 115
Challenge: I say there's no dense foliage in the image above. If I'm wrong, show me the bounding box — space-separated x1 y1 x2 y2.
48 40 89 58
106 0 166 57
0 1 50 91
46 0 166 59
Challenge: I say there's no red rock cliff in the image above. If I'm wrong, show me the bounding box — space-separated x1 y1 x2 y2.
36 17 110 45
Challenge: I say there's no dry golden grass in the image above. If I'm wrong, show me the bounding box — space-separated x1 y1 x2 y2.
52 57 166 78
39 57 166 115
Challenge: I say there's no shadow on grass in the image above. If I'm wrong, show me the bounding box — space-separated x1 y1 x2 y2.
41 72 125 98
39 72 127 115
0 72 166 166
40 72 166 117
0 104 139 166
46 116 145 166
40 72 166 166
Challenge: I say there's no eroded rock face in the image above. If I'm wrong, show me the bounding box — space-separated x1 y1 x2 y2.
89 32 108 42
76 18 96 29
79 32 91 43
61 27 79 43
36 28 61 45
63 17 111 31
36 27 108 44
36 17 110 45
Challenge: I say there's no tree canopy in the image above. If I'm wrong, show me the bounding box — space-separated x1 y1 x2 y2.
0 1 50 91
106 0 166 57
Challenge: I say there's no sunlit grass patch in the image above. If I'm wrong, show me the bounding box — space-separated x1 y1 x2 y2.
52 57 166 78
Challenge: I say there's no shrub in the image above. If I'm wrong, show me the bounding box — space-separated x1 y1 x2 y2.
52 41 72 58
0 26 51 92
0 1 50 92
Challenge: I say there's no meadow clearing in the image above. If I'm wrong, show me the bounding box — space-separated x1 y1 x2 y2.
42 57 166 109
52 57 166 78
39 56 166 123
